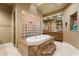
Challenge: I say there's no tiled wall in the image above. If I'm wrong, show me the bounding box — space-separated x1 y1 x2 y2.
21 11 41 39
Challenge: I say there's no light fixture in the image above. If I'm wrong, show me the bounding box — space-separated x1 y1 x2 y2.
43 17 48 20
22 10 25 14
57 14 61 16
58 16 62 17
49 16 54 19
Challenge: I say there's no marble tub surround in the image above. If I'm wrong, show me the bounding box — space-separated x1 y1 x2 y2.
0 42 21 56
28 38 56 56
18 35 56 56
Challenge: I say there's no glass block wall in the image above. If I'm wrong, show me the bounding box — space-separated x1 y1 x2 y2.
21 10 41 39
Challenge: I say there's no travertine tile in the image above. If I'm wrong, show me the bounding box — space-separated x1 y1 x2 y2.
53 41 79 56
0 42 21 56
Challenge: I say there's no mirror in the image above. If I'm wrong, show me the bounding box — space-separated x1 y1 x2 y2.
43 14 63 32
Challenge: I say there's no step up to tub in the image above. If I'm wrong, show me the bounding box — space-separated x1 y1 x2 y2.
42 45 56 56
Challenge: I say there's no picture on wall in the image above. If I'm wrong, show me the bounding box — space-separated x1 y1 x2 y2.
70 12 78 32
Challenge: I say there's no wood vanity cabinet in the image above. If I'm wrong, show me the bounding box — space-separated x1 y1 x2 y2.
43 30 63 42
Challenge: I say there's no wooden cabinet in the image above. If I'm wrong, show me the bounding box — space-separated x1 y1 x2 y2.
43 30 63 42
57 32 63 41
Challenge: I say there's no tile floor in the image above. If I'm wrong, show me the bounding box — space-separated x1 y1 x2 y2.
0 43 21 56
0 41 79 56
53 41 79 56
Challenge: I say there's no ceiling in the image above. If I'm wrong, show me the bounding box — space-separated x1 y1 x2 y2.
0 3 70 17
35 3 70 16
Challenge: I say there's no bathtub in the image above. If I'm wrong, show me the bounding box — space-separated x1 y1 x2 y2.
26 35 54 45
18 35 55 55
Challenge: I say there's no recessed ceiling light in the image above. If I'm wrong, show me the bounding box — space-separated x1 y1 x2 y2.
57 14 61 16
58 16 62 17
22 10 25 14
49 16 54 19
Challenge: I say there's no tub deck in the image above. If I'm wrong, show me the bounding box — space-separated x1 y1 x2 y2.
18 35 56 56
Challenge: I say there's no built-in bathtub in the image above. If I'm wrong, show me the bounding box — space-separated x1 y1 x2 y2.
18 35 56 56
26 35 54 45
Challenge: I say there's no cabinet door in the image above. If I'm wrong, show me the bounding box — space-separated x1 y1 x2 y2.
48 32 58 40
47 32 63 42
57 33 63 41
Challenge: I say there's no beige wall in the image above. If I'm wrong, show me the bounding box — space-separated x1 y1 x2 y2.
0 5 12 44
63 4 79 49
43 4 79 49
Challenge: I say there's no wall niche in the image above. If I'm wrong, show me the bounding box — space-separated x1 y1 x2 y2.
70 12 78 32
